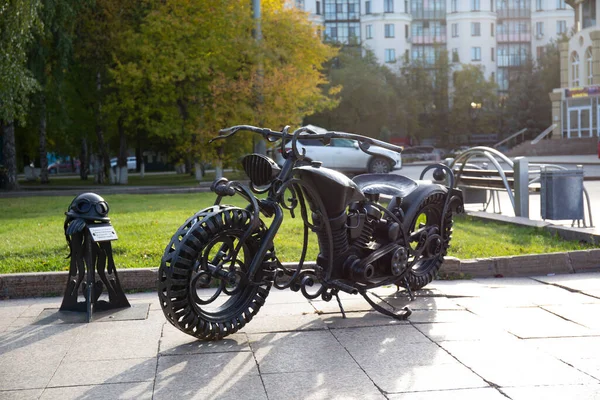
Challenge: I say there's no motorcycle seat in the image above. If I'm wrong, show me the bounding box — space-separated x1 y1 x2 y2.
352 173 419 198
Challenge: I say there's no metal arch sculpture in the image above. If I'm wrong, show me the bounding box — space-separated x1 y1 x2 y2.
60 193 130 322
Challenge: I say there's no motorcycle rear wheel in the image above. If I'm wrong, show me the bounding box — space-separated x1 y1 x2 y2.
158 206 271 340
401 192 453 291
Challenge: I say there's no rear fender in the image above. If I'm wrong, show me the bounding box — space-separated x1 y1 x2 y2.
399 183 448 226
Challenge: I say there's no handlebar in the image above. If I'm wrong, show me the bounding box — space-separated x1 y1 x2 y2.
210 125 404 154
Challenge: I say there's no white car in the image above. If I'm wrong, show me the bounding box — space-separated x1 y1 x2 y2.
110 156 137 170
274 137 402 174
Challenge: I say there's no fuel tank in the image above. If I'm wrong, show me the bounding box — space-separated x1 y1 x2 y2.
293 164 366 217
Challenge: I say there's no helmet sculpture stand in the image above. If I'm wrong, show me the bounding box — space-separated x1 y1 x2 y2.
60 193 130 322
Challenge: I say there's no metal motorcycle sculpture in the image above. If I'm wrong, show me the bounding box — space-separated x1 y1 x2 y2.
158 125 463 340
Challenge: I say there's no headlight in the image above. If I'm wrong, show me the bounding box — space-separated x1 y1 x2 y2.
242 154 281 187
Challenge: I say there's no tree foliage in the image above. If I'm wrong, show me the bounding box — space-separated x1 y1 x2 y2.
449 64 498 138
0 0 41 123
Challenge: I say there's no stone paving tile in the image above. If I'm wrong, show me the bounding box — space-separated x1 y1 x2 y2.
62 320 162 361
424 280 493 297
455 285 600 309
262 368 386 400
533 272 600 291
381 295 466 311
239 312 328 334
471 277 545 287
310 297 373 314
526 337 600 363
249 330 354 374
440 340 598 387
0 324 83 390
502 384 600 400
154 353 263 400
159 327 250 355
320 311 409 330
332 326 456 372
465 306 597 338
542 303 600 330
572 358 600 380
39 382 153 400
257 301 317 317
405 309 480 324
386 387 507 400
0 354 65 391
414 322 518 342
0 389 44 400
262 288 317 304
368 363 489 394
47 357 157 387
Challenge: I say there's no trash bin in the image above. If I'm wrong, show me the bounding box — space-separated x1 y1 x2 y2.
540 167 584 220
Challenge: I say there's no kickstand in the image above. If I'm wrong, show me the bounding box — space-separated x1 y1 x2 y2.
360 290 412 321
402 278 416 301
334 292 347 319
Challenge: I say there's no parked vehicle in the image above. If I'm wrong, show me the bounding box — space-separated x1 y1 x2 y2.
158 125 463 340
48 160 80 174
402 146 439 162
273 131 402 173
110 156 137 171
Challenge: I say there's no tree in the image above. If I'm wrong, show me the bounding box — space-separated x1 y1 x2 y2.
110 0 337 171
0 0 41 190
305 47 393 138
449 64 498 139
26 0 82 184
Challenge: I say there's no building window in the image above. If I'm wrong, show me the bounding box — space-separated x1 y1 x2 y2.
537 46 545 61
491 0 494 11
491 22 494 36
405 24 409 38
451 0 457 12
385 24 395 38
491 47 495 61
366 24 373 39
471 47 481 61
491 71 495 82
557 0 566 9
586 47 593 85
471 0 480 11
557 20 567 35
452 23 459 37
571 51 580 86
336 3 343 12
452 48 459 62
536 21 544 37
316 1 321 14
385 48 396 63
471 22 481 36
536 0 543 10
365 1 371 14
384 0 394 13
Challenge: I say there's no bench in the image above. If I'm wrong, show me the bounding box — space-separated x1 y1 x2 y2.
447 147 593 227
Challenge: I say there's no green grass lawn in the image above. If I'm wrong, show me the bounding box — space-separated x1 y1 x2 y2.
18 170 246 187
0 193 595 274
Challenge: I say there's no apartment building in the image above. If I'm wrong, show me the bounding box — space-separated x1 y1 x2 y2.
549 0 600 139
295 0 574 89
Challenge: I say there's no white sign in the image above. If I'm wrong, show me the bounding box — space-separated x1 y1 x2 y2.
88 224 118 242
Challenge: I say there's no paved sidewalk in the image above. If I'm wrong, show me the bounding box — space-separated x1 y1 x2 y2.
1 273 599 399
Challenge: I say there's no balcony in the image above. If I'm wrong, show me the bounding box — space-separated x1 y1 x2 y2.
497 55 529 67
497 8 532 19
497 32 531 43
411 34 447 44
411 9 446 20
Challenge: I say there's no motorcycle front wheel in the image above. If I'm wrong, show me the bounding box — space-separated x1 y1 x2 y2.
401 192 453 291
158 205 271 340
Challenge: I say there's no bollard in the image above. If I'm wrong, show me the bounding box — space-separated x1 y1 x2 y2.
60 193 130 322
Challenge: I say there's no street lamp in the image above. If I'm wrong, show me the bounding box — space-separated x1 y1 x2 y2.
469 101 482 120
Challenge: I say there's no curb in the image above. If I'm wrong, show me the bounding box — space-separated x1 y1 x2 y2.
2 252 600 299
